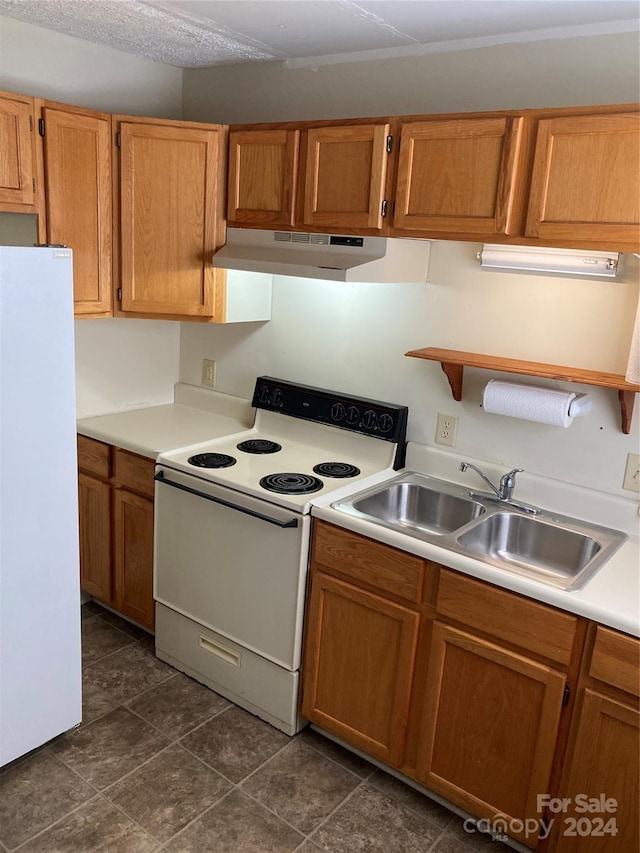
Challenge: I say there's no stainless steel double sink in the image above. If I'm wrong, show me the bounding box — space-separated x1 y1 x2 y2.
331 472 627 591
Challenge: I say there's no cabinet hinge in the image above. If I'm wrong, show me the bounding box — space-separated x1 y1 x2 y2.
38 118 45 137
381 199 388 218
32 178 36 194
29 115 33 132
115 132 121 148
386 134 393 153
562 685 571 707
117 288 122 302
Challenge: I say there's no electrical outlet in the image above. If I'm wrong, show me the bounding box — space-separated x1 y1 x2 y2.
622 452 640 492
201 359 216 387
435 413 458 447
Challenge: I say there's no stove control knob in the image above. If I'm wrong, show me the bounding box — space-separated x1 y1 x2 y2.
378 413 394 434
257 384 270 403
270 388 282 407
362 410 378 430
346 405 360 426
331 402 346 422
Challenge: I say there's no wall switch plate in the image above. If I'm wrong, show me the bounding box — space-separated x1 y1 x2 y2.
435 413 458 447
201 359 216 387
622 452 640 492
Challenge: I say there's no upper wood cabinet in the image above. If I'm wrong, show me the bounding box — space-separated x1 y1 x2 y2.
0 90 37 212
227 128 299 228
227 119 393 235
392 116 525 238
300 123 391 231
114 116 226 320
37 101 112 317
525 111 640 248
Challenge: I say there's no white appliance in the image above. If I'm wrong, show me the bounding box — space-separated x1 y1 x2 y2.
213 228 431 282
0 246 81 767
154 377 407 734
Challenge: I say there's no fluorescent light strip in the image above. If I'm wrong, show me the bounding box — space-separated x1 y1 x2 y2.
478 245 620 278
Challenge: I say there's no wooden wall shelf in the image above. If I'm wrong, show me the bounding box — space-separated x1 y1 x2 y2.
405 347 640 434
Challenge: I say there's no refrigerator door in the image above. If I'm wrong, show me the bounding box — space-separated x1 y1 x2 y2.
0 246 81 766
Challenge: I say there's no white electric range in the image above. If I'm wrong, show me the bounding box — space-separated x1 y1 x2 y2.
154 377 408 734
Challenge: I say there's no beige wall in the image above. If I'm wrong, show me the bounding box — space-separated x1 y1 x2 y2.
0 16 182 117
183 31 640 124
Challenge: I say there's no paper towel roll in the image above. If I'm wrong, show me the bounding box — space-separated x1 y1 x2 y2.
483 380 577 427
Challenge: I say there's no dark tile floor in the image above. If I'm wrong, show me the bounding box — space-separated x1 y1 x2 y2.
0 602 515 852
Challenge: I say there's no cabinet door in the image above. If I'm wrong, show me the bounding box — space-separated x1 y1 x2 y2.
113 488 154 630
301 571 419 766
119 121 221 318
393 116 524 236
301 124 390 231
552 690 639 853
228 129 299 228
415 621 566 846
526 112 640 248
0 91 35 210
78 472 113 604
41 105 112 317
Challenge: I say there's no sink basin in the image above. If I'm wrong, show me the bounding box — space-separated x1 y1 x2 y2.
332 473 485 538
331 472 627 591
455 512 602 582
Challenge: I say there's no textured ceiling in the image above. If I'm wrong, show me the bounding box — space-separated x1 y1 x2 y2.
0 0 637 68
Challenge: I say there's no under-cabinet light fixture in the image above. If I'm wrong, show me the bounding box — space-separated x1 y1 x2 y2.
478 245 621 278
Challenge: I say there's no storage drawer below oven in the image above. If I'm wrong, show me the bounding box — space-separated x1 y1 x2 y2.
155 603 304 736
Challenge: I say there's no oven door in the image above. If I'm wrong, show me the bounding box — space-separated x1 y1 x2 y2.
153 466 309 671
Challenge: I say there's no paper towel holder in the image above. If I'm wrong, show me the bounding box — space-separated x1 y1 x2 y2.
404 346 639 434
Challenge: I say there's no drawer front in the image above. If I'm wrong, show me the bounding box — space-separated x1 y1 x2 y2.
437 569 578 666
114 448 155 499
590 625 640 697
77 434 111 478
312 521 424 605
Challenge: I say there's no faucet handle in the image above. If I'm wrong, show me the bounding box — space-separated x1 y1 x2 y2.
502 467 523 481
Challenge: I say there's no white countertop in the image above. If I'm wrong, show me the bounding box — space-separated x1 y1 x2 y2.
311 443 640 638
76 383 254 460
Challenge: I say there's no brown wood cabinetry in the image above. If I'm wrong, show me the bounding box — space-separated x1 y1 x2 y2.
300 123 390 232
232 104 638 251
393 115 525 238
301 522 432 766
37 101 112 317
77 435 155 630
0 90 38 212
526 112 640 248
114 115 227 320
227 128 299 228
228 119 393 235
549 625 639 853
302 521 639 851
415 570 578 847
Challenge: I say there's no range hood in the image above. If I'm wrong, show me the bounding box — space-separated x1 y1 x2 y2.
213 229 430 283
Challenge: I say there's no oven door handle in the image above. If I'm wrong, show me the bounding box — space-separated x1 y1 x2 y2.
154 470 299 528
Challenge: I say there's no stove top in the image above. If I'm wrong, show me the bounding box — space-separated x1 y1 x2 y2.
156 377 408 512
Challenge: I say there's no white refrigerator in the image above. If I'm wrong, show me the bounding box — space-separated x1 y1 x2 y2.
0 246 82 767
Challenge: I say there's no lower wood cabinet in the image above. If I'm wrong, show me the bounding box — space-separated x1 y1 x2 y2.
549 625 639 853
302 571 420 765
415 619 567 848
301 520 639 852
77 434 155 630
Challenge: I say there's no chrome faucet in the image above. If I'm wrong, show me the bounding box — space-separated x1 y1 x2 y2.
459 462 539 514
